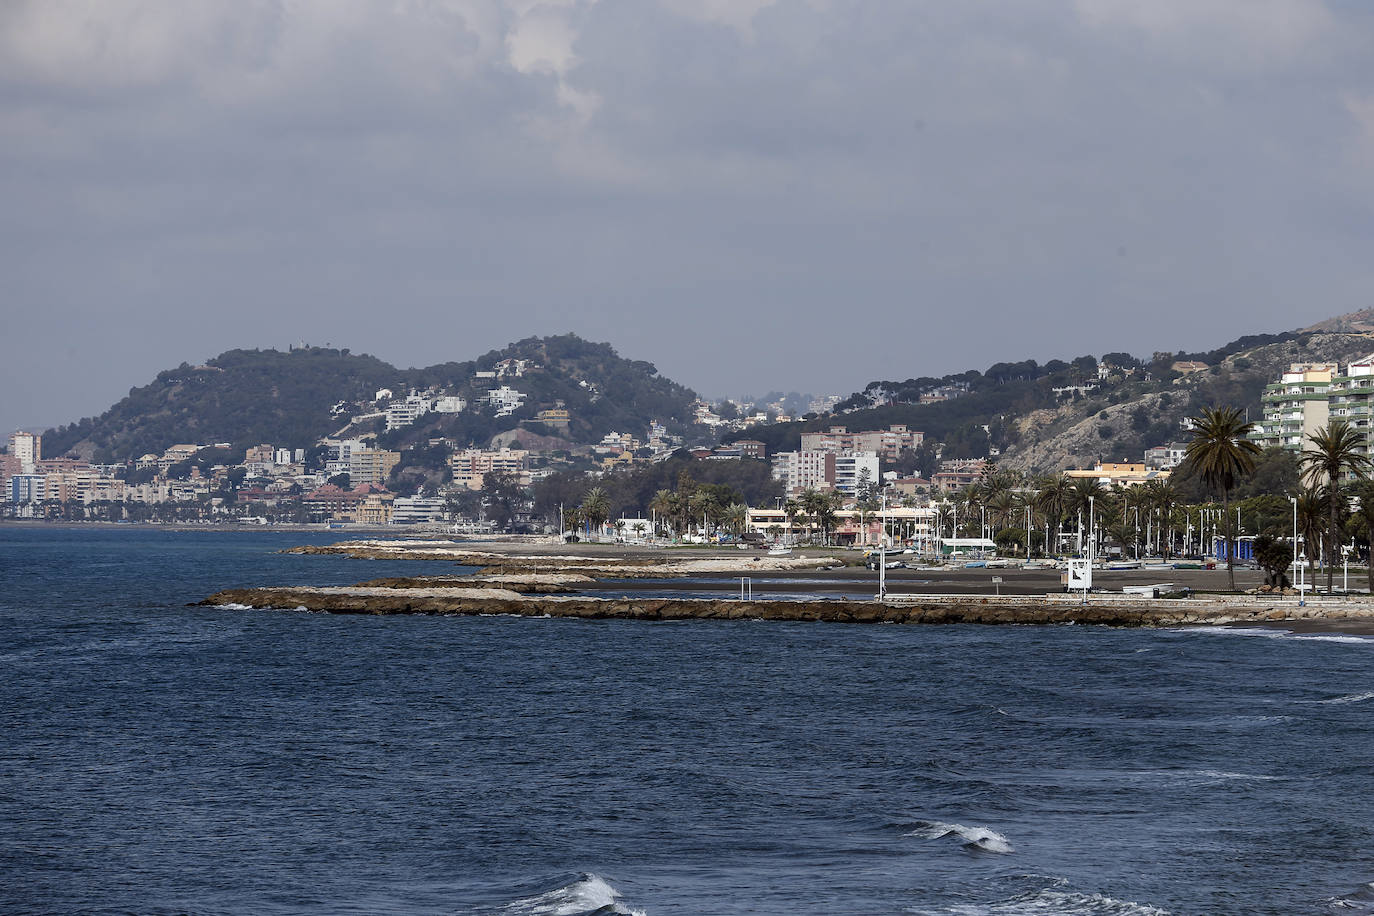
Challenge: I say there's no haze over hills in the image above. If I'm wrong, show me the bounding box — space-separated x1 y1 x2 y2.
41 335 699 463
31 310 1374 476
727 310 1374 475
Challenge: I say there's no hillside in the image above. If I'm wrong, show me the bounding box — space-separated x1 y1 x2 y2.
381 334 698 451
727 313 1374 476
43 336 699 462
44 348 404 463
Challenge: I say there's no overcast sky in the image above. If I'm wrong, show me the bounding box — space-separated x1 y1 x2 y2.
5 0 1374 433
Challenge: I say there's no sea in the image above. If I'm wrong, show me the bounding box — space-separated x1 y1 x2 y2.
3 526 1374 916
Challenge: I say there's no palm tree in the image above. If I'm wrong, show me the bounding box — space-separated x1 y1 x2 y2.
1065 478 1104 554
1184 406 1260 591
1295 486 1324 584
649 489 674 537
722 502 749 538
783 498 801 543
579 487 610 537
1035 475 1073 557
1300 419 1372 592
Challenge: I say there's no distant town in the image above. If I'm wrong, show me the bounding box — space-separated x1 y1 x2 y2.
5 343 1373 589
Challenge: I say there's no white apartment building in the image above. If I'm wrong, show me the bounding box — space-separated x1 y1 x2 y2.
485 386 526 417
772 449 880 496
1250 363 1336 451
833 451 881 495
386 395 432 431
433 396 467 414
9 431 40 473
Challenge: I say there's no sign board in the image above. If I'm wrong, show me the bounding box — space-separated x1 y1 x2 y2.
991 576 1002 583
1067 558 1092 590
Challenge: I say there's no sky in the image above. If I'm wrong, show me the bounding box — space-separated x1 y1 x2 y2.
5 0 1374 434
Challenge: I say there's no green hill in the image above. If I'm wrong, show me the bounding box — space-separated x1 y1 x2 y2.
44 336 699 462
726 320 1374 475
44 347 404 462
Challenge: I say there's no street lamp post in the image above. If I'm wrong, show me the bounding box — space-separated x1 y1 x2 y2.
1298 551 1307 606
1088 495 1096 569
1291 496 1299 597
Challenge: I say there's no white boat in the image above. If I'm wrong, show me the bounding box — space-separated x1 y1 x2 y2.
767 545 793 557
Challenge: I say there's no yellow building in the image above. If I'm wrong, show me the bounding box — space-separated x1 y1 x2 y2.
1063 462 1171 488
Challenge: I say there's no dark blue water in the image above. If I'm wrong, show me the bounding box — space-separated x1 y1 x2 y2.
4 526 1374 915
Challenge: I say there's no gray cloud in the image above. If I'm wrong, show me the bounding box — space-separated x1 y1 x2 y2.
4 0 1373 433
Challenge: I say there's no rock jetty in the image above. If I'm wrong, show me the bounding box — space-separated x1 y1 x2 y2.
201 585 1371 627
284 540 845 578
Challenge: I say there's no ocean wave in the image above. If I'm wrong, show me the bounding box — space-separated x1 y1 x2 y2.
1317 690 1374 704
1173 626 1374 645
921 888 1171 914
1330 880 1374 913
906 820 1014 854
496 873 646 916
215 602 255 611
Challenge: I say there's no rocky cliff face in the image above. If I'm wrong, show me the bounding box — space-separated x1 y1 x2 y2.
998 331 1374 475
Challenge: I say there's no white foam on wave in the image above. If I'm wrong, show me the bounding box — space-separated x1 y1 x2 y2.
499 874 646 916
907 820 1014 854
1318 690 1374 704
215 602 254 611
921 886 1171 915
1174 626 1374 645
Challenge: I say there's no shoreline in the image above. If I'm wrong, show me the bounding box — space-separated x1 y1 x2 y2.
201 584 1374 630
196 536 1374 632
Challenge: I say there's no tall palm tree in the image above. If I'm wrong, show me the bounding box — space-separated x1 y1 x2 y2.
1300 419 1372 591
1184 406 1260 591
722 502 749 538
579 487 610 536
649 489 674 537
1295 486 1324 584
783 498 801 542
1035 475 1073 556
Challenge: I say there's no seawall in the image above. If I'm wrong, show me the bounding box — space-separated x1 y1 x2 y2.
200 586 1362 627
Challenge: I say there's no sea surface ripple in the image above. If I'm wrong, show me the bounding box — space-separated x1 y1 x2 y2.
2 527 1374 915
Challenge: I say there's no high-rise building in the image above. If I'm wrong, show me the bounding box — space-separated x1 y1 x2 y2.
9 431 41 474
1249 363 1336 452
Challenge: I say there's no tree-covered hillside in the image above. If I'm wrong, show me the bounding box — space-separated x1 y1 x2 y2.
382 334 698 450
45 348 403 462
43 335 700 461
725 324 1374 475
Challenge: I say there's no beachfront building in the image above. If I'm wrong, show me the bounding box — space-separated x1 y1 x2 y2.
772 450 835 495
746 504 937 548
8 431 41 474
1249 362 1336 452
1326 354 1374 473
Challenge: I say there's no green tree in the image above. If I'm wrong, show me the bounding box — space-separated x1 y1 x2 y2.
1252 534 1293 590
580 487 610 535
1300 419 1371 592
1349 480 1374 593
1035 475 1073 556
1183 406 1260 591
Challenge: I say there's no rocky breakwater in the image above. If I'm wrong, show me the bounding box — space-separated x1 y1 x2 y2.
284 540 844 578
200 587 1374 627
